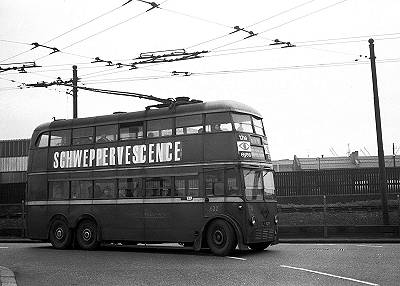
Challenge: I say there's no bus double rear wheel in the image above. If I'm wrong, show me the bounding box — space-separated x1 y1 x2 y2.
76 220 99 250
206 219 237 256
49 219 72 249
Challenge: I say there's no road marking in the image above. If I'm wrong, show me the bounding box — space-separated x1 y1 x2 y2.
286 243 337 246
280 265 379 286
0 247 8 249
226 256 246 261
355 244 383 248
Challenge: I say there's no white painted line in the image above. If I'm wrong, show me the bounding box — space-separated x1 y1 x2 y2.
0 247 8 249
280 265 379 286
286 243 337 246
226 256 246 261
355 244 383 248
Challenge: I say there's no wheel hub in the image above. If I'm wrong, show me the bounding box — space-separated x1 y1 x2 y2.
213 230 224 246
82 228 92 241
55 227 64 240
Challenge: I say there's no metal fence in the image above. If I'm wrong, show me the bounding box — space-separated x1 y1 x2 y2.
275 167 400 238
275 167 400 197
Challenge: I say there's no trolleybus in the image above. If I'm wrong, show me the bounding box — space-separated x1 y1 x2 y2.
26 98 278 256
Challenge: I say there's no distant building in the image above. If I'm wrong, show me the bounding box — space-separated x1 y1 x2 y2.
0 139 29 203
273 151 400 172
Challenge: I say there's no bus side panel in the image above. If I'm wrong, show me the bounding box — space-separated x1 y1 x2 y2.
29 148 48 172
178 136 203 163
26 174 48 239
114 202 144 242
144 202 204 242
27 205 48 240
92 203 117 240
204 133 236 161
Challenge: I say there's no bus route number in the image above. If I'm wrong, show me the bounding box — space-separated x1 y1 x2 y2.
209 205 220 213
240 152 252 158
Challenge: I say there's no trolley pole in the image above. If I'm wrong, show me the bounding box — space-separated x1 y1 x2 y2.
368 38 389 225
72 65 78 119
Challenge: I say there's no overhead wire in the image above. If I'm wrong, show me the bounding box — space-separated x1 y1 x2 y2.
34 0 168 63
210 0 351 51
79 57 400 85
180 0 317 50
0 0 138 63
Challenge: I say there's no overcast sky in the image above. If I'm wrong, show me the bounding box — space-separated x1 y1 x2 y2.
0 0 399 160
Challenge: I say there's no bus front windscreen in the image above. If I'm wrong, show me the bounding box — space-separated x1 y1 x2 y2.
243 169 275 201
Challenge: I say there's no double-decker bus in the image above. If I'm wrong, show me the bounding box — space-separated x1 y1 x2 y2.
26 98 278 256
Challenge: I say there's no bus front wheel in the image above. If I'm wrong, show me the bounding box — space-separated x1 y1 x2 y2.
49 219 72 249
76 220 99 250
206 219 237 256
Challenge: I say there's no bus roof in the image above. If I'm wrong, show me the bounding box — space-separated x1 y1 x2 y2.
33 100 262 132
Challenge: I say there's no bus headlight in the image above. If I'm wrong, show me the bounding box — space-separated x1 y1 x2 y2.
274 215 278 225
250 216 256 226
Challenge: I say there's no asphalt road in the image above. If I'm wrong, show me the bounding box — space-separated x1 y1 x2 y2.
0 242 398 286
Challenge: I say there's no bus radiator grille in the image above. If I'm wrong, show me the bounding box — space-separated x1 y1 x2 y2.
254 228 275 241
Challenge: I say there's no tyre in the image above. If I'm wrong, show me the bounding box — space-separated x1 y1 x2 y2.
49 219 72 249
206 219 237 256
248 242 271 252
76 220 99 250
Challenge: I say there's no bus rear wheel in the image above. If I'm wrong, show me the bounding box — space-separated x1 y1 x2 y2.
76 220 99 250
248 242 271 251
49 219 72 249
206 219 237 256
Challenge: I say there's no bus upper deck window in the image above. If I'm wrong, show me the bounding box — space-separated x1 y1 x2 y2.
36 132 49 148
176 114 203 135
205 113 232 133
120 122 143 140
147 118 173 138
50 130 71 147
232 113 253 133
95 125 117 143
73 127 94 145
252 117 265 136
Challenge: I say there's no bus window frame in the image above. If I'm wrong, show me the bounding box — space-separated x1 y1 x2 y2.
176 114 203 135
35 132 50 148
231 113 253 133
118 177 143 198
119 121 144 141
205 112 233 133
48 180 70 200
72 127 94 146
95 124 118 144
252 116 265 136
49 129 71 147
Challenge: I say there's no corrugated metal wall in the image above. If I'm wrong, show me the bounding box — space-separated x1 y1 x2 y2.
0 139 30 203
0 157 28 172
0 139 30 157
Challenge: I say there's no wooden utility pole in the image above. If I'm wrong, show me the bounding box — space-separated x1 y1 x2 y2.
72 65 78 118
368 38 389 225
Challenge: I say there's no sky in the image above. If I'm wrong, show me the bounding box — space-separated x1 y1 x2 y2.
0 0 399 160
